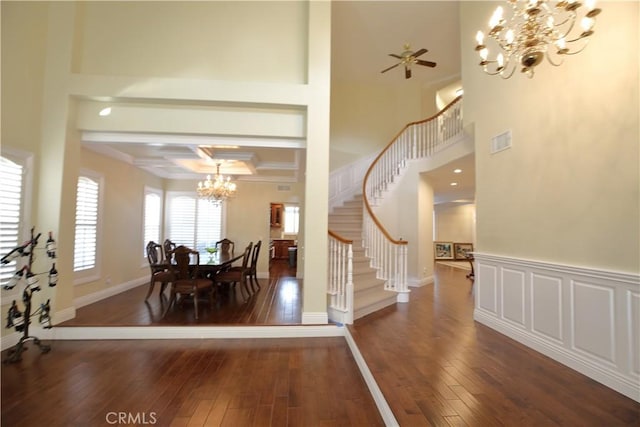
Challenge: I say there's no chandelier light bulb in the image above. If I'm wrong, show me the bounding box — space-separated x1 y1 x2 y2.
497 53 505 68
476 30 485 45
505 29 515 44
581 17 594 31
546 16 554 28
480 48 488 61
489 6 503 28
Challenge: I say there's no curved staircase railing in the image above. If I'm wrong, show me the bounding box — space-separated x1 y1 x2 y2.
362 96 464 296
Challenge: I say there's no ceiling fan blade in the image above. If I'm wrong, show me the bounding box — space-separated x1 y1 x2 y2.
416 59 437 68
388 53 403 59
405 66 411 79
381 63 401 73
412 48 428 58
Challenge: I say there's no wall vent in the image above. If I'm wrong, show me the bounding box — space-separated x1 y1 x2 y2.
491 130 512 154
277 184 291 192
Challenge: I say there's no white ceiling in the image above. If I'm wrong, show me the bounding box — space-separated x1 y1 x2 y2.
80 1 472 203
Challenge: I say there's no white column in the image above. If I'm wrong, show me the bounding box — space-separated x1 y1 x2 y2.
302 0 331 324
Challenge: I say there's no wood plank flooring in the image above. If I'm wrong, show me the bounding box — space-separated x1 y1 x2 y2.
349 265 640 426
1 338 383 427
59 260 302 326
3 263 639 426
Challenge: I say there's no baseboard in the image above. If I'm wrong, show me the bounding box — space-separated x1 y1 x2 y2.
74 276 148 309
52 306 76 325
1 331 21 352
301 311 328 324
409 275 434 287
344 328 399 426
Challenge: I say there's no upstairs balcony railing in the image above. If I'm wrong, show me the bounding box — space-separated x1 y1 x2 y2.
362 96 463 297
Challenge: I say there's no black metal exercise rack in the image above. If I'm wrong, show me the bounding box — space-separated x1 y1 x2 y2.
2 226 57 363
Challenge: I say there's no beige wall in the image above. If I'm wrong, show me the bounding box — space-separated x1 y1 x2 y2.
461 1 639 273
434 203 476 245
73 1 308 83
75 148 164 298
329 81 425 170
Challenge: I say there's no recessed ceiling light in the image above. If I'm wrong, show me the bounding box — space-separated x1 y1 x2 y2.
99 107 112 116
453 168 462 173
450 182 458 186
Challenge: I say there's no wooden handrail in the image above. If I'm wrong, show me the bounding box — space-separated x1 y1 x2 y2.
362 95 463 246
328 230 353 245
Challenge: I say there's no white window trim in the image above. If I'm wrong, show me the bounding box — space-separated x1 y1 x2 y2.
73 169 104 286
0 148 33 301
142 186 164 266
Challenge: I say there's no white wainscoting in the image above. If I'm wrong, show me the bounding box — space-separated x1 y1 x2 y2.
474 253 640 402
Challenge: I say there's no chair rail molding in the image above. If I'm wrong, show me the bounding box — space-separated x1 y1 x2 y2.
473 252 640 402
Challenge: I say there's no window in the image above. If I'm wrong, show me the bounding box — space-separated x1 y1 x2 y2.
165 193 223 253
74 172 102 276
0 153 30 288
284 205 300 234
143 187 163 257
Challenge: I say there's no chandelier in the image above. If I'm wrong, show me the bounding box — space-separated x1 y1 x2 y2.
474 0 602 79
196 163 237 204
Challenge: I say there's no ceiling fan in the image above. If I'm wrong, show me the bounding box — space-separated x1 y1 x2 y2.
381 44 437 79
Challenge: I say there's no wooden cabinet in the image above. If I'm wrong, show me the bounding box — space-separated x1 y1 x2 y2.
271 239 294 259
270 203 284 228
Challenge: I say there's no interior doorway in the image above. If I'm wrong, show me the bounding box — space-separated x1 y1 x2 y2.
268 202 299 276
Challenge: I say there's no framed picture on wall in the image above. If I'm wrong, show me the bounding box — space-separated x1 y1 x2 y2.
454 243 474 260
434 241 454 260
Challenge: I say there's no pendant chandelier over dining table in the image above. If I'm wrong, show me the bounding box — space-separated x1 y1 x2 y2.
197 163 237 204
474 0 602 79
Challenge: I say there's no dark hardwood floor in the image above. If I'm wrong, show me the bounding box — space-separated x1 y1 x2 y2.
59 259 302 326
3 263 639 426
349 265 640 426
1 338 383 427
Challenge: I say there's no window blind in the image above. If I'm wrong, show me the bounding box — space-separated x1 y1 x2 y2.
0 156 24 284
143 191 162 256
166 193 222 252
74 176 99 271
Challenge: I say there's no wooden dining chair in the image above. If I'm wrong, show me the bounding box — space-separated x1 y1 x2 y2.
215 238 235 255
145 241 173 300
164 246 214 320
214 242 252 300
163 239 176 262
247 240 262 292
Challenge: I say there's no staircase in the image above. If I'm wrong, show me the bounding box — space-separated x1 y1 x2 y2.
329 194 396 320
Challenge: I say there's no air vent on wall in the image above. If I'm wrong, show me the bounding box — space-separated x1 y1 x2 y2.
491 130 512 154
277 184 291 192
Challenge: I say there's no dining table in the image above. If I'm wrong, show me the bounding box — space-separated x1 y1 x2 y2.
197 250 243 276
152 250 243 280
